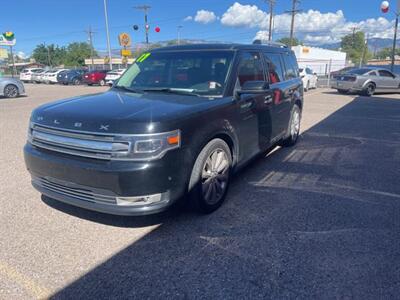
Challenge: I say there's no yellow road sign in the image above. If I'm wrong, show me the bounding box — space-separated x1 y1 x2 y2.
121 49 132 57
118 33 132 47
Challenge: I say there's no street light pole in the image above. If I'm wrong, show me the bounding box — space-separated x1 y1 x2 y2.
103 0 113 70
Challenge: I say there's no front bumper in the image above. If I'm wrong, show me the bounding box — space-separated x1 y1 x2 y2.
24 143 189 215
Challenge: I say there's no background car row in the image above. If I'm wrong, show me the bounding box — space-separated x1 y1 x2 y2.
19 68 126 86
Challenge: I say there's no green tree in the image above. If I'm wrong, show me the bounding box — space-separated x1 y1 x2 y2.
32 43 66 66
63 42 97 67
375 47 400 59
276 37 302 47
341 31 372 64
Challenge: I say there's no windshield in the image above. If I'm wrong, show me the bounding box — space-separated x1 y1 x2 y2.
116 50 234 97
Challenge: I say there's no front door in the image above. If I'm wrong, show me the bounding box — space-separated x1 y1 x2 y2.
235 51 273 155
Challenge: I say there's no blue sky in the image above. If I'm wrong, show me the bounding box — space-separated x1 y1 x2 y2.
1 0 398 57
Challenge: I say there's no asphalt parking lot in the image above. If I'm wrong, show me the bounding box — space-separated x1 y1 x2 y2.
1 84 399 299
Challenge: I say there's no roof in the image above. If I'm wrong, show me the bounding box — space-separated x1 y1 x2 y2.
151 43 292 53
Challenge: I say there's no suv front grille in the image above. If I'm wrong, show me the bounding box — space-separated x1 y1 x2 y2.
29 123 131 160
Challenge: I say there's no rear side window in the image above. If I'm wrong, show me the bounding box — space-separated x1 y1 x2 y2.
378 70 394 77
282 53 299 80
236 52 264 87
264 53 284 83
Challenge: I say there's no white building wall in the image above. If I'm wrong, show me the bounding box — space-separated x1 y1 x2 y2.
292 46 347 75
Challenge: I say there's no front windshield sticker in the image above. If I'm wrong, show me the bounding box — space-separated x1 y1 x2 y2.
136 52 151 63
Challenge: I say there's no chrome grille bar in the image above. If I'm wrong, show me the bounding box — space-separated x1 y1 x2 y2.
30 123 131 160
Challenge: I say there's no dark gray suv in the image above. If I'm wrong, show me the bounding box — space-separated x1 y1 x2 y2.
24 42 303 216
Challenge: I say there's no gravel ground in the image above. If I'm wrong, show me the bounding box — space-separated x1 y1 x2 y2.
0 84 399 299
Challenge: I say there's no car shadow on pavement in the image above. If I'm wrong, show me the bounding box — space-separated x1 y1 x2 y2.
50 96 400 299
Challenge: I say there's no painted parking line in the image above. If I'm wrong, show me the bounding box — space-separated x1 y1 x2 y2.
0 261 50 299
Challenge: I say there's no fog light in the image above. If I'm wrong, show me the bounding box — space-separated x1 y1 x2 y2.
116 192 168 206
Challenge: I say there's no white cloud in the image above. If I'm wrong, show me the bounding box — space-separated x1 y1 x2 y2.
184 16 193 22
194 10 217 24
219 2 395 45
16 51 27 59
221 2 268 28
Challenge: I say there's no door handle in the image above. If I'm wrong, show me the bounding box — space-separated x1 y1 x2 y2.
264 95 273 104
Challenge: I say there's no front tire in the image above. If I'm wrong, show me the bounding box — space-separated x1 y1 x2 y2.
3 84 19 98
337 89 348 94
188 139 232 214
281 104 301 147
99 79 106 86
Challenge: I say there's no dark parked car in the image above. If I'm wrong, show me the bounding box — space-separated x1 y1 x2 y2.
24 43 303 216
83 70 108 86
58 70 87 85
56 70 70 83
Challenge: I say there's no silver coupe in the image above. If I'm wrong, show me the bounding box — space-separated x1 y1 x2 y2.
0 76 26 98
332 67 400 96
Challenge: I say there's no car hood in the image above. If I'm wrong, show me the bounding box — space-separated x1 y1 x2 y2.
31 90 219 134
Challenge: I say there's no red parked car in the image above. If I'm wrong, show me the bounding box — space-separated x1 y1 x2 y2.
83 70 108 86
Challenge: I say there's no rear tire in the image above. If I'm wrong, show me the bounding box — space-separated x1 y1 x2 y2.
73 78 81 85
3 84 19 98
281 104 301 147
99 79 106 86
363 83 376 97
188 139 232 214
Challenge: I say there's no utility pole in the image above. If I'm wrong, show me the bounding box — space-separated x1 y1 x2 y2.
360 33 368 68
350 26 358 47
9 46 16 77
177 25 183 44
44 42 51 67
85 26 96 71
391 12 399 72
286 0 301 48
267 0 275 41
103 0 113 70
134 5 151 45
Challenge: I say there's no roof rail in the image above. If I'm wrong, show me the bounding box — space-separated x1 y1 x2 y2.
252 40 288 48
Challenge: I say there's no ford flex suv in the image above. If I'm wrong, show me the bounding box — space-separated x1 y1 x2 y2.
24 43 303 216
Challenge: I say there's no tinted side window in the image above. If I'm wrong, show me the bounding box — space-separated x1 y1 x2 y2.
368 71 378 76
264 53 284 83
378 70 394 77
306 68 312 75
237 52 264 86
282 53 299 80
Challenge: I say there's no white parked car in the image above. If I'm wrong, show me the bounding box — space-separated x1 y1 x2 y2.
299 67 318 91
44 69 69 84
19 68 44 83
105 69 126 85
31 69 48 84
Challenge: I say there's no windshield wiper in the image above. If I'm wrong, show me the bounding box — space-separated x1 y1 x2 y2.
141 87 201 97
113 85 144 93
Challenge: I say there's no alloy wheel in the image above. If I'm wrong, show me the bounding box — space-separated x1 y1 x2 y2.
4 85 18 98
201 148 230 205
290 109 300 138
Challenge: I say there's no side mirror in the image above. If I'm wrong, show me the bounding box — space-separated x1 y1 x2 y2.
313 72 317 76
